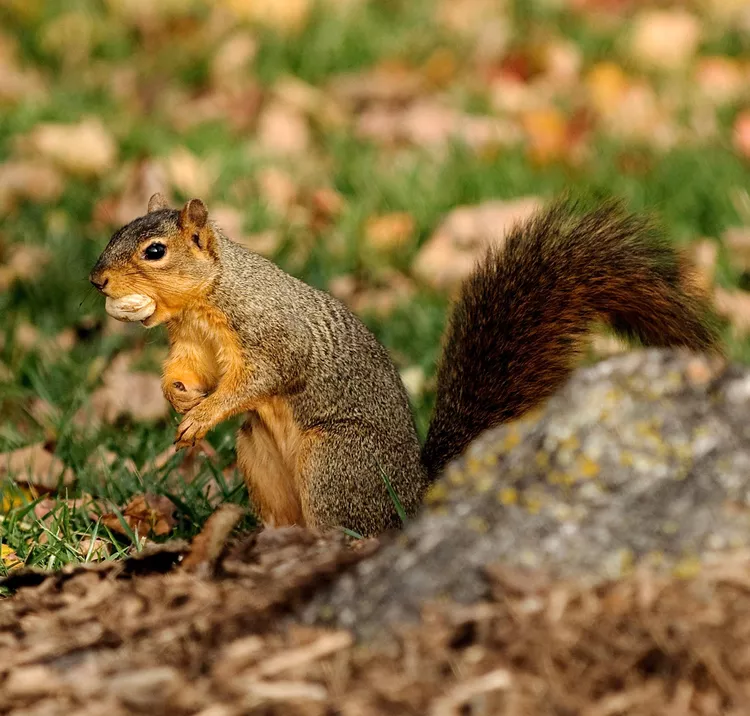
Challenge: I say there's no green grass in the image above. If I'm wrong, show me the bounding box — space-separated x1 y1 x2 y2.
2 0 750 577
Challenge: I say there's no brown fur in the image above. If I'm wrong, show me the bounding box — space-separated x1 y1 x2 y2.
90 194 722 535
421 197 723 478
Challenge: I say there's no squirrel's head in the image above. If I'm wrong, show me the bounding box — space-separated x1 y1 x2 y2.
89 193 221 327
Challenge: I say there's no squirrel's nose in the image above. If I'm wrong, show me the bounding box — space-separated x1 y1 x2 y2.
89 272 109 292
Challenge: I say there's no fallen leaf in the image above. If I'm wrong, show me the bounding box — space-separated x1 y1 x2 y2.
695 57 746 107
330 66 425 107
365 212 415 252
521 107 570 165
0 244 51 292
722 228 750 273
413 197 543 291
689 239 719 292
234 230 282 258
221 0 310 33
586 62 630 118
733 110 750 162
714 287 750 336
210 31 258 88
436 0 509 60
257 167 298 216
1 543 22 571
78 537 111 561
0 482 34 512
182 504 245 575
256 100 311 156
0 161 64 214
0 38 46 106
399 366 426 398
357 100 521 152
88 447 139 477
628 9 702 71
82 353 169 426
100 493 177 539
18 118 118 177
328 270 416 318
33 493 104 523
143 439 216 480
274 76 348 129
93 158 170 228
165 148 217 199
0 442 75 490
309 187 345 230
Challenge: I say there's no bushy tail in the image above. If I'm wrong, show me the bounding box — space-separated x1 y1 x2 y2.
421 197 723 479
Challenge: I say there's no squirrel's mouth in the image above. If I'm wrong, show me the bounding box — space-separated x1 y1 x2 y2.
105 294 157 323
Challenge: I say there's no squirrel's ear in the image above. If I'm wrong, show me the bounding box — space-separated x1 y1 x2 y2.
179 198 208 231
147 192 169 213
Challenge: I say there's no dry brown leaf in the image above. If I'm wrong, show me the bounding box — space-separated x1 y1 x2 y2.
0 244 51 292
399 365 427 399
330 66 425 107
234 230 282 258
257 167 298 216
83 353 169 426
100 493 177 539
78 537 111 561
695 57 746 107
0 37 46 106
733 110 750 162
221 0 310 33
33 493 103 522
182 504 245 574
93 158 170 228
413 197 543 291
689 239 719 292
328 270 416 318
165 148 217 199
256 100 311 156
628 9 702 71
0 160 64 213
521 108 571 165
143 440 216 480
722 228 750 273
714 287 750 336
18 118 118 177
211 32 258 88
88 447 139 477
309 187 345 230
274 76 348 129
0 442 75 491
357 100 521 152
364 212 415 252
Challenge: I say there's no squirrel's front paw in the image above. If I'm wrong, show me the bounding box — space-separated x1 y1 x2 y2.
164 380 207 414
174 406 215 449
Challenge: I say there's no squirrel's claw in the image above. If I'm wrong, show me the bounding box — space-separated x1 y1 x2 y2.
174 408 212 449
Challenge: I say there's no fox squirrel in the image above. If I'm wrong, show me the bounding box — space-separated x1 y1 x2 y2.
89 193 721 535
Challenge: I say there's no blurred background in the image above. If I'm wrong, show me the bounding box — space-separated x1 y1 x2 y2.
2 0 750 563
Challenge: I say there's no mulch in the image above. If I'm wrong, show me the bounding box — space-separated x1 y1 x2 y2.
2 517 750 715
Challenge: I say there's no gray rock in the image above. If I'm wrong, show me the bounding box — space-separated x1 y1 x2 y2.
304 349 750 638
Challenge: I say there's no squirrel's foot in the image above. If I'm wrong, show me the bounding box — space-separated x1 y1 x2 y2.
174 404 216 449
164 380 207 415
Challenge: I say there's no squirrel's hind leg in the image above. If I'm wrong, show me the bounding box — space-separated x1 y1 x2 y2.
237 414 304 528
298 424 425 537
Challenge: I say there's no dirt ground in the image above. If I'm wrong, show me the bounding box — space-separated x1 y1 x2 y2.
3 510 750 716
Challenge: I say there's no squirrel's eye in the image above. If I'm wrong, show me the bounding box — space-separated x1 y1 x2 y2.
144 243 166 261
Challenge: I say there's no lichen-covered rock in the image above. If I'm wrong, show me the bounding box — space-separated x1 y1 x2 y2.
305 348 750 637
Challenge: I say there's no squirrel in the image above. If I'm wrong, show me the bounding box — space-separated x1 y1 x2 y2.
89 193 722 536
